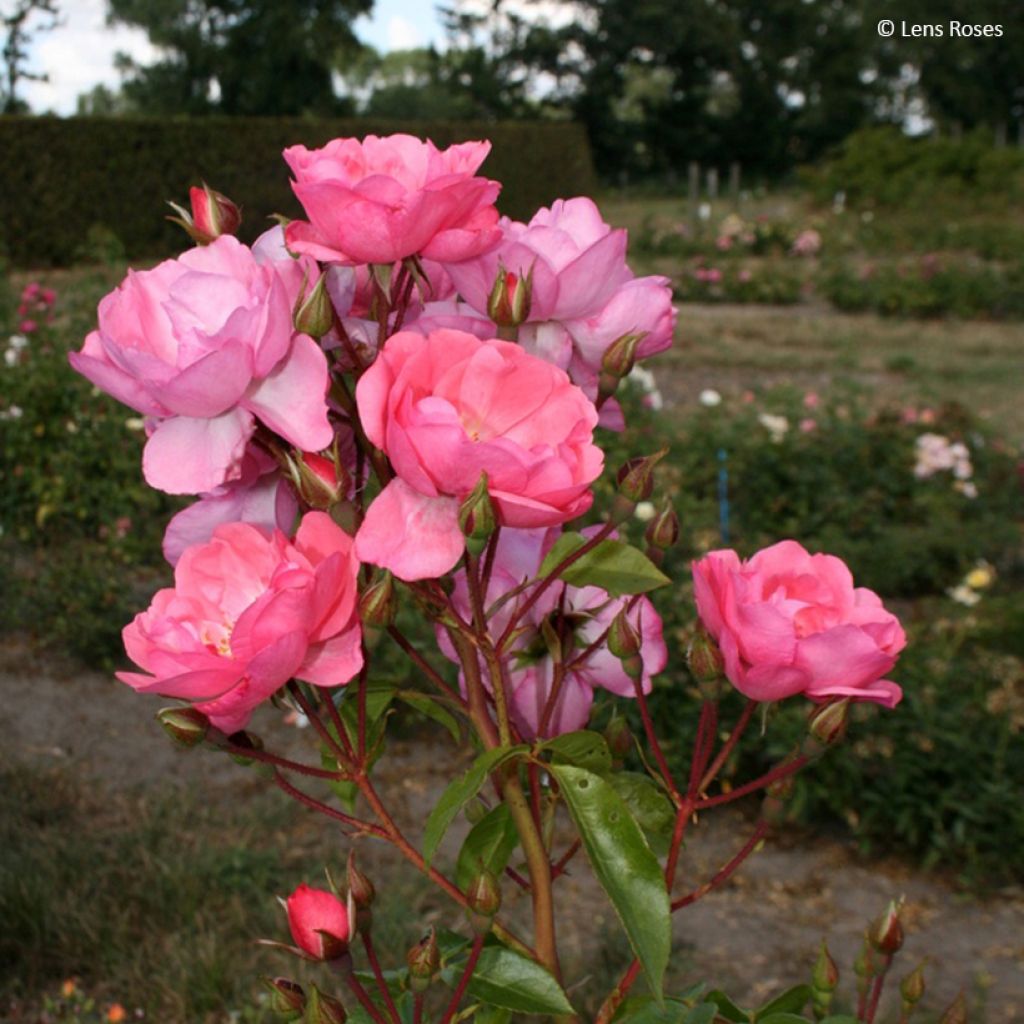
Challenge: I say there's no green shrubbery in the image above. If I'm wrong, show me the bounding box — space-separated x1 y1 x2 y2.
0 117 597 267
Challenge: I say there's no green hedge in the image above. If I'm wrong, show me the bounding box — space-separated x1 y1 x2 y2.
0 116 597 267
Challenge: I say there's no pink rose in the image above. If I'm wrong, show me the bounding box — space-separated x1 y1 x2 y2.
118 512 363 733
439 527 667 738
283 134 501 265
354 329 603 581
286 883 350 960
692 541 905 707
69 235 332 495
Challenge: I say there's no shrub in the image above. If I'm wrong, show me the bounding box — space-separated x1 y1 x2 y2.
0 116 597 267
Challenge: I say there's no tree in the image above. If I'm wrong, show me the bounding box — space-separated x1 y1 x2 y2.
107 0 373 116
2 0 59 114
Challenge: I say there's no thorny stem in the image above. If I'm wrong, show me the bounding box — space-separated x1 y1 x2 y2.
272 772 385 838
363 931 402 1024
288 682 354 763
698 699 757 794
697 755 808 810
632 671 681 802
440 933 485 1024
387 625 465 706
864 953 894 1024
671 819 769 911
218 741 347 780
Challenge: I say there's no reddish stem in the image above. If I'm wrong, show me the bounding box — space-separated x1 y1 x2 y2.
441 933 485 1024
272 772 385 838
632 671 682 802
363 931 401 1024
671 819 769 911
346 969 389 1024
698 699 757 794
696 755 808 810
864 953 894 1023
218 741 347 780
551 839 582 880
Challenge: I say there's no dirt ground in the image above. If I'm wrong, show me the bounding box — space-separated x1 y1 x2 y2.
4 642 1023 1022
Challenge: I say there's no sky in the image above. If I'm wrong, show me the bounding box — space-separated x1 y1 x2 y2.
19 0 447 115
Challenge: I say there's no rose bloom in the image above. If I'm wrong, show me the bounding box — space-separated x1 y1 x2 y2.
692 541 905 707
283 134 501 265
354 328 603 581
286 883 350 960
440 527 667 737
118 512 363 733
69 234 332 494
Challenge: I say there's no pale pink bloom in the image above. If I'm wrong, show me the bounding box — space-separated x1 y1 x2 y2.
286 884 350 960
161 446 298 566
283 134 501 265
799 417 817 434
69 235 332 495
439 527 667 737
693 541 905 707
706 268 723 284
355 329 603 581
741 390 755 404
737 269 753 283
19 319 37 333
803 391 820 409
791 229 822 257
716 235 733 251
118 513 363 733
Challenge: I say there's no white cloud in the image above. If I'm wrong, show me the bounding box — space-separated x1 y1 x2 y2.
21 0 158 115
386 14 422 51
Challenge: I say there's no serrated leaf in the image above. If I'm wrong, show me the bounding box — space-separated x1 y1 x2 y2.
422 746 526 867
455 803 519 890
396 690 462 741
551 765 670 1000
541 730 613 776
558 539 671 596
442 946 575 1016
538 531 586 578
754 985 811 1020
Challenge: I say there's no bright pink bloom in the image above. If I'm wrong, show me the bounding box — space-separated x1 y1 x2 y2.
692 541 905 707
354 329 603 581
118 513 363 733
161 446 297 566
19 319 37 333
69 235 332 494
283 134 501 265
286 884 350 960
439 527 667 737
188 184 242 242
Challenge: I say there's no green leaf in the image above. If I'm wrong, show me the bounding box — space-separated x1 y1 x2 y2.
396 690 462 742
683 1006 720 1024
551 765 670 1000
422 746 526 868
538 531 586 577
613 996 688 1023
818 1018 859 1024
558 539 671 596
754 985 811 1020
442 946 575 1016
455 803 519 890
705 990 751 1022
473 1008 512 1024
610 772 676 849
756 1016 813 1024
541 730 613 775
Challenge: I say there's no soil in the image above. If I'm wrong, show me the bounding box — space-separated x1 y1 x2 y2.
4 643 1023 1022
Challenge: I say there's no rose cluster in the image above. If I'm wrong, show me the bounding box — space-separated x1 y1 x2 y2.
71 131 904 738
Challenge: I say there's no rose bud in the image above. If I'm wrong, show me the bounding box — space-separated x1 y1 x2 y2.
346 851 375 935
466 867 502 934
407 928 441 993
156 706 209 748
812 940 840 994
869 898 905 955
263 977 306 1020
458 473 498 555
616 450 666 504
608 608 643 681
286 883 351 960
900 963 926 1009
287 451 348 511
645 500 679 552
167 183 242 244
807 698 851 748
293 274 335 340
487 263 533 329
605 716 633 766
304 984 347 1024
686 627 724 685
939 991 968 1024
598 331 644 402
359 571 396 628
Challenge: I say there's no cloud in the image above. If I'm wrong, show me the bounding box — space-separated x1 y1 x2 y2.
386 15 422 50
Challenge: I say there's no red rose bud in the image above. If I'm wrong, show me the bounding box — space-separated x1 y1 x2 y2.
287 451 348 511
598 331 644 402
869 898 905 955
900 963 926 1008
607 608 641 660
465 867 502 933
286 883 351 961
293 274 335 340
304 985 347 1024
359 571 396 628
263 977 306 1020
616 449 666 504
167 183 241 244
458 473 497 555
346 851 375 935
939 991 968 1024
645 500 680 551
407 928 441 993
812 941 840 993
156 706 209 748
807 698 851 748
686 627 724 684
487 262 533 328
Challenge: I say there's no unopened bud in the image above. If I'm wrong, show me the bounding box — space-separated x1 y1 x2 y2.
358 572 396 628
807 699 850 748
346 851 375 935
407 928 441 993
939 991 968 1024
466 868 502 933
598 331 644 397
686 627 724 685
616 450 666 503
854 933 877 981
812 941 840 993
605 716 633 765
458 474 497 555
157 706 209 747
304 984 347 1024
227 729 265 767
294 274 335 339
900 963 926 1008
167 183 241 244
264 977 306 1019
869 898 905 955
487 263 532 328
287 451 348 511
645 500 680 551
607 608 641 660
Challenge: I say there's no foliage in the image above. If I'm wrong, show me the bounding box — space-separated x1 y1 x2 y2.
1 0 59 114
0 116 597 267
